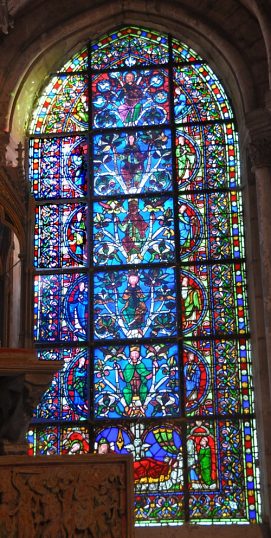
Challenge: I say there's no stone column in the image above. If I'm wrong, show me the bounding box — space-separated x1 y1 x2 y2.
247 128 271 530
248 133 271 398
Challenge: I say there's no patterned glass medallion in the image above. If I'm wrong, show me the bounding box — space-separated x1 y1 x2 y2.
93 196 175 266
34 348 89 421
34 273 88 342
92 69 169 128
29 25 260 527
34 203 87 268
29 136 88 199
174 65 232 123
93 128 172 196
176 123 239 191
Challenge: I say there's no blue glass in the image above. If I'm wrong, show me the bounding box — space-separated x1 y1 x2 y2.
94 268 177 340
93 129 172 196
94 343 179 418
93 196 175 265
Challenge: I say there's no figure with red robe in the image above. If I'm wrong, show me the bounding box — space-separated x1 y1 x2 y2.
117 199 148 262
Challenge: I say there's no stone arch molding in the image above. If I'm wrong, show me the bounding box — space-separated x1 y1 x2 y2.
0 0 262 150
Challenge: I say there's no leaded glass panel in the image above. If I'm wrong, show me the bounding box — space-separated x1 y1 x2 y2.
34 203 87 268
34 274 88 342
34 348 89 421
29 136 88 198
93 128 172 195
91 27 169 69
60 47 88 72
92 69 169 129
93 196 175 265
94 343 179 419
29 25 260 527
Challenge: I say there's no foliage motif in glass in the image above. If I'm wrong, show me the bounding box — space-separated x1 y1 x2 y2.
34 203 87 268
92 69 169 128
91 27 169 69
29 136 88 198
34 274 88 342
30 75 88 133
93 196 175 265
34 348 88 421
93 128 172 195
29 25 260 527
94 268 177 340
94 343 179 418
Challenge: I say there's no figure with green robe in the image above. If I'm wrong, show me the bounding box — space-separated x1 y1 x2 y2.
114 346 153 414
69 210 87 260
176 134 196 182
181 275 202 329
198 436 212 486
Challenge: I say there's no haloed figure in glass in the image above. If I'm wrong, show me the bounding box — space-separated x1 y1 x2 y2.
121 272 147 335
117 199 148 262
179 204 192 248
69 210 87 260
121 134 146 191
184 351 201 404
181 275 202 329
119 72 143 125
114 345 158 416
73 280 88 336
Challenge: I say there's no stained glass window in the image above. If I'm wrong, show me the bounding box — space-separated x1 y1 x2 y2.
28 26 261 526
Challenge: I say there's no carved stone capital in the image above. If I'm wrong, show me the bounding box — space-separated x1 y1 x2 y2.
245 108 271 170
0 135 30 213
0 132 9 166
248 136 271 169
0 161 30 221
0 349 63 455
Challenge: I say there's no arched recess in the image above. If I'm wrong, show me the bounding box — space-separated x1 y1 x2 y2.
0 156 32 348
3 2 259 146
26 20 263 531
0 204 22 347
1 2 270 536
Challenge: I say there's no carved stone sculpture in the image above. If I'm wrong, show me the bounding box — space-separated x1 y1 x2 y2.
0 0 13 34
0 455 134 537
